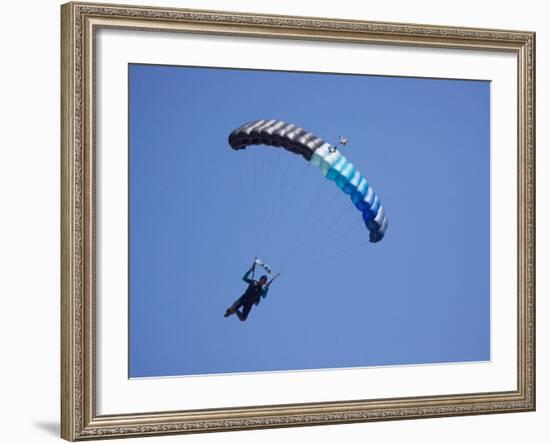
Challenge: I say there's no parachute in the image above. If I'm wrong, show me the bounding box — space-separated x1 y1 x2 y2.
228 119 388 243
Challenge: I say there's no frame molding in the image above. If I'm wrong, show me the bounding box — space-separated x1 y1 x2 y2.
61 2 535 440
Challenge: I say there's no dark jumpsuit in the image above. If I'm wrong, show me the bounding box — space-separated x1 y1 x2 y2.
230 269 269 321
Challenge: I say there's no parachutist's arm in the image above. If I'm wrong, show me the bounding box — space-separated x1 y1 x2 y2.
267 273 280 286
261 273 279 298
242 268 254 284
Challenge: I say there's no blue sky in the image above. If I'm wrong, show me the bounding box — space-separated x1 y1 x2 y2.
129 64 490 377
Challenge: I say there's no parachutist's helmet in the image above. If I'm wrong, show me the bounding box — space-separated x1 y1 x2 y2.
259 275 268 285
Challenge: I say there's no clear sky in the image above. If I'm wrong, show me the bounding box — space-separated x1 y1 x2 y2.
129 63 490 377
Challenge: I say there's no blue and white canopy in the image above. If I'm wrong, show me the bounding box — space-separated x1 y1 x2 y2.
228 119 388 243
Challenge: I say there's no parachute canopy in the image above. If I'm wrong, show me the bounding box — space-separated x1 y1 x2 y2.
228 119 388 243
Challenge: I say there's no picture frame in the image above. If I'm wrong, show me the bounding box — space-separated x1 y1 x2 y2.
61 1 536 440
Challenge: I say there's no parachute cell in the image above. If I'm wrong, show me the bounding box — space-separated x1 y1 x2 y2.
229 119 388 243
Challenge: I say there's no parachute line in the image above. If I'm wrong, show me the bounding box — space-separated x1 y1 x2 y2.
262 161 310 254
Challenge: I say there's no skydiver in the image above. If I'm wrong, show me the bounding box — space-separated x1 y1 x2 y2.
224 262 278 321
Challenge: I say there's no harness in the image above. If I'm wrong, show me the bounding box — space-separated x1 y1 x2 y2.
243 281 263 302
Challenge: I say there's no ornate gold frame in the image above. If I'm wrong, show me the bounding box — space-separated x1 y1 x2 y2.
61 2 536 440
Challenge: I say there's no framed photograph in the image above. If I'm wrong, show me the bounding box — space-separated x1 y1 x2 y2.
61 1 536 440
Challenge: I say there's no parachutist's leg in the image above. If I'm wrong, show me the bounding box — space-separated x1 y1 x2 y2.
237 303 253 321
235 308 244 321
224 296 244 318
224 307 234 317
